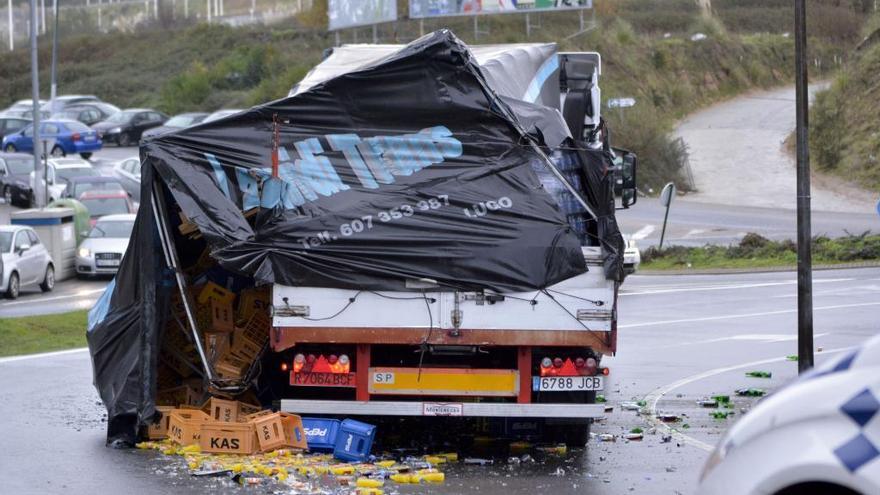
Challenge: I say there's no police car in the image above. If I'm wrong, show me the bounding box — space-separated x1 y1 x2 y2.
699 335 880 494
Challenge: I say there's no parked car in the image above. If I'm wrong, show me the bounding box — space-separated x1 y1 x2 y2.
51 102 120 126
78 190 136 226
0 152 35 207
62 176 128 200
29 157 98 203
4 99 50 120
0 225 55 298
699 334 880 495
202 109 243 123
624 237 641 274
141 112 208 139
2 119 102 159
0 115 31 141
4 99 46 113
39 95 100 115
75 214 135 278
91 109 168 146
113 156 141 201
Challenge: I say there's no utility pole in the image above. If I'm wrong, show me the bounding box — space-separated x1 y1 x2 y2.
30 0 44 207
794 0 814 373
7 0 13 51
205 0 210 22
40 0 45 33
49 0 58 115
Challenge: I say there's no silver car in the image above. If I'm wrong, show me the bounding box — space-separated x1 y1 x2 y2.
0 225 55 299
76 214 135 278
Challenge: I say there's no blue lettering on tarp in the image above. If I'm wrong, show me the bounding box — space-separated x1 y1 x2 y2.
205 126 463 209
88 278 116 332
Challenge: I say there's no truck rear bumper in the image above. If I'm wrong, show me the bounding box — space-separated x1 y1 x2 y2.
280 399 605 419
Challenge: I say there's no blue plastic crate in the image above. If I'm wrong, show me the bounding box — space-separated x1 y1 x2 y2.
333 419 376 462
301 418 340 452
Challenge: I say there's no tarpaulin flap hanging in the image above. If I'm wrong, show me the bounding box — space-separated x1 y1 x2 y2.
143 29 589 293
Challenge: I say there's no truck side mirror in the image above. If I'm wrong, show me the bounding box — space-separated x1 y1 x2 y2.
612 150 638 209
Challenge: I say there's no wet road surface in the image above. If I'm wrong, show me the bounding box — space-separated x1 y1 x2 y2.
1 267 877 494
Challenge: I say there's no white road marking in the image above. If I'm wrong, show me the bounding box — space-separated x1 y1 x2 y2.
631 225 655 240
621 278 853 296
685 229 707 237
0 288 106 307
0 347 89 364
644 347 852 452
620 301 880 328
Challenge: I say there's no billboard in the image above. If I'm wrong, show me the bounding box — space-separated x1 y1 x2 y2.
328 0 398 30
409 0 592 19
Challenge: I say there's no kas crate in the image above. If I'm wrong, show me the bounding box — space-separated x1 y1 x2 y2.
208 299 235 333
251 412 308 452
146 406 176 440
203 397 239 423
199 422 259 454
237 287 270 321
333 419 376 462
168 409 210 446
302 418 341 452
230 328 265 362
197 282 235 306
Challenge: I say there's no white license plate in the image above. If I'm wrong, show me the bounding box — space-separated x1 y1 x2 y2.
532 376 604 392
96 259 120 267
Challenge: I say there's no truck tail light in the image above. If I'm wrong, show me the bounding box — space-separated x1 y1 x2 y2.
553 357 564 368
338 354 351 373
293 353 305 373
540 357 554 376
584 357 598 375
280 362 289 371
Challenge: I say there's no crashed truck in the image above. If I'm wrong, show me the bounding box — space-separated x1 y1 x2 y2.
87 30 638 446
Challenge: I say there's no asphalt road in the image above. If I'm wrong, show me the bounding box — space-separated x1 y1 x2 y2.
1 267 877 494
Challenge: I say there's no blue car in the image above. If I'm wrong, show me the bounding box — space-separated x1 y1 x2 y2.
1 119 102 159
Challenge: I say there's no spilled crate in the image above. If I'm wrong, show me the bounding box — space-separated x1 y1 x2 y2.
147 406 176 440
199 422 260 454
168 409 210 446
252 412 308 452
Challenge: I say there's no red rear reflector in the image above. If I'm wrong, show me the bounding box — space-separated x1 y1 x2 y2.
602 367 610 376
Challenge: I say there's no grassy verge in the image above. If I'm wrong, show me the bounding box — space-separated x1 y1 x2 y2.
0 310 88 357
642 233 880 271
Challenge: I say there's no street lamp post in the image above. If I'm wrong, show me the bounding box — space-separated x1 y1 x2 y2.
29 0 44 207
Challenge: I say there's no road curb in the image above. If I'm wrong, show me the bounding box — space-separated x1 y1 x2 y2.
0 347 89 364
637 261 880 276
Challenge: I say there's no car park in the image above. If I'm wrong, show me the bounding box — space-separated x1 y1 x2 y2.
699 334 880 495
141 112 208 139
52 102 120 126
91 109 168 146
0 152 35 207
75 213 135 278
30 157 98 203
202 108 243 123
62 176 128 200
0 115 31 141
78 190 136 225
2 119 102 159
0 225 55 298
112 156 141 201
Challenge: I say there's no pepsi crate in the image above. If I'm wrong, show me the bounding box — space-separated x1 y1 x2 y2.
333 419 376 462
302 418 340 452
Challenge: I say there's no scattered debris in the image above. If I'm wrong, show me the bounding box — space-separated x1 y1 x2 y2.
596 394 607 403
598 434 616 442
463 458 494 466
709 411 730 420
624 433 644 441
712 395 731 404
621 402 641 411
636 400 647 407
690 33 708 41
736 388 767 397
657 414 680 423
661 434 673 443
630 427 644 434
786 355 799 361
697 399 718 408
745 371 772 378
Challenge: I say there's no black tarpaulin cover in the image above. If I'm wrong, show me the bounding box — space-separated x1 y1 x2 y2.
87 30 621 444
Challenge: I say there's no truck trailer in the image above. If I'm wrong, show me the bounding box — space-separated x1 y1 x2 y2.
86 30 637 446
